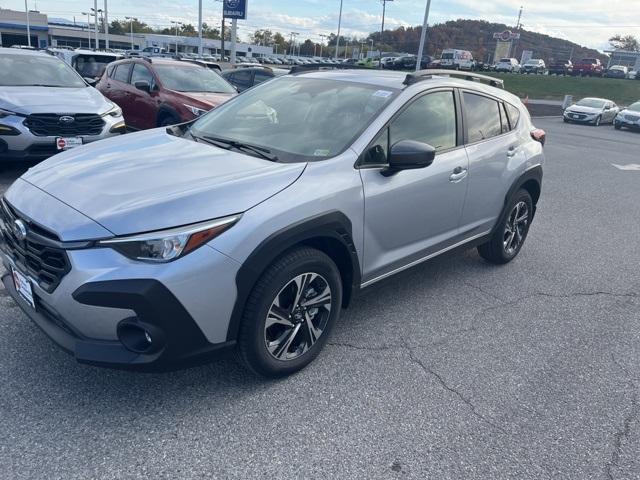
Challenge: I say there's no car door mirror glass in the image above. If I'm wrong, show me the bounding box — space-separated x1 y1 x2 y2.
383 140 436 176
134 81 151 93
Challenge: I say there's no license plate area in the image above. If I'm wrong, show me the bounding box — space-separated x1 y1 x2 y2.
11 266 35 309
56 137 83 150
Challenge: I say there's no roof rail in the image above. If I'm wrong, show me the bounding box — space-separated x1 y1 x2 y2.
290 63 370 74
403 69 505 89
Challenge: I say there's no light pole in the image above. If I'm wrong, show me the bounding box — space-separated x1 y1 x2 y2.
91 6 102 49
171 20 183 55
319 33 327 57
369 39 374 57
198 0 203 56
335 0 343 60
344 37 349 60
289 31 299 57
82 12 92 49
24 0 31 47
125 16 134 49
416 0 432 71
104 0 109 49
380 0 393 63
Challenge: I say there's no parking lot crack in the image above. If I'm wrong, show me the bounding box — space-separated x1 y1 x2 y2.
402 340 509 436
604 355 639 480
328 341 402 352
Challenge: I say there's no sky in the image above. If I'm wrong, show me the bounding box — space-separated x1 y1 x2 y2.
3 0 640 51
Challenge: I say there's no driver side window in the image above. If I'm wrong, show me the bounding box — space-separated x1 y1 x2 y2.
361 91 457 166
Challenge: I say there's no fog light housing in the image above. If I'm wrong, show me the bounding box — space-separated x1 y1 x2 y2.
117 319 165 354
0 124 20 136
109 121 127 134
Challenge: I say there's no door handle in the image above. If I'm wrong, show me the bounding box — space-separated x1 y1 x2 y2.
507 147 517 158
449 167 468 183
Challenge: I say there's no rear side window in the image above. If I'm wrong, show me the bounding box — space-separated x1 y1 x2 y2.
505 103 521 129
113 63 131 83
463 92 502 142
106 65 115 77
390 91 457 151
232 70 253 89
254 71 273 85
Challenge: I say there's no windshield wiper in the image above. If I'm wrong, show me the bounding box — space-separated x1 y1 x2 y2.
196 134 278 162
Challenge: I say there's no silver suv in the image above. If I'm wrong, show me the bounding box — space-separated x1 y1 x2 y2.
1 70 545 377
0 48 125 162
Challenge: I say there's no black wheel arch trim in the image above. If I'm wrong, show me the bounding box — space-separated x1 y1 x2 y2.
157 105 181 125
493 165 542 235
226 211 361 342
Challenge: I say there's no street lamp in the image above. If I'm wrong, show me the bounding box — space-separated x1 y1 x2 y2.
24 0 31 47
171 20 183 55
81 11 92 49
91 6 103 49
125 16 134 49
380 0 394 64
335 0 343 60
319 33 327 58
416 0 432 71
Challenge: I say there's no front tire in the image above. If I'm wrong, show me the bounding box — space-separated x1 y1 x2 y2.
614 123 622 130
594 115 602 127
478 189 533 265
238 247 343 377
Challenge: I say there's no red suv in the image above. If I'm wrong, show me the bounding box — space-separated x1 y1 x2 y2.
96 58 237 129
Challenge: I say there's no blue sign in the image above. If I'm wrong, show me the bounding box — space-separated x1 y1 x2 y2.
223 0 248 20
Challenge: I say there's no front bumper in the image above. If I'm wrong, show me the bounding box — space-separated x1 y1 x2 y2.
1 242 241 371
0 113 126 162
563 111 598 123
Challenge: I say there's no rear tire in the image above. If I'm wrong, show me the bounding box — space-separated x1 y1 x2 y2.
478 189 534 265
237 247 343 377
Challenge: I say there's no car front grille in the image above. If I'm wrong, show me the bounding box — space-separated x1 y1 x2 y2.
24 114 105 137
0 199 70 294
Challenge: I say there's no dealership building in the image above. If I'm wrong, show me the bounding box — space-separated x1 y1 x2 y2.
605 49 640 70
0 8 272 57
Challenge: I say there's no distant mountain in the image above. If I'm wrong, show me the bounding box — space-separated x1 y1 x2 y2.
372 19 607 64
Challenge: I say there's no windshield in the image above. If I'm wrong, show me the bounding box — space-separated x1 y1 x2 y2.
154 64 236 93
576 98 605 108
441 53 454 59
0 53 86 87
74 55 115 78
499 58 511 63
627 102 640 112
190 76 399 162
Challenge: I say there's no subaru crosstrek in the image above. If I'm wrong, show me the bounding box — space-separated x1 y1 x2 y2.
0 48 125 162
1 70 545 377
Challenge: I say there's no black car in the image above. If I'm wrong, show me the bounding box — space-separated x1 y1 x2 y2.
548 60 573 76
391 56 417 70
221 67 276 92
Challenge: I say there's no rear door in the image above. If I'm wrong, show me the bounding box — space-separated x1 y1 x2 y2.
459 91 526 234
359 89 470 283
107 63 134 121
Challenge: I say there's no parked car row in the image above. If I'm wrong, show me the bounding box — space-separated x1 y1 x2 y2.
562 97 640 132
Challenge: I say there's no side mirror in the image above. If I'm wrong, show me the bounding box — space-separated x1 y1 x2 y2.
134 80 151 93
84 77 97 86
382 140 436 176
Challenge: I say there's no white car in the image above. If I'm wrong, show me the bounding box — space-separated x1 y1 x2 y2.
495 58 520 73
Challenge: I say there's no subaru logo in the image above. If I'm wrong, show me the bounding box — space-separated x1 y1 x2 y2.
227 0 241 8
59 116 75 125
13 220 27 241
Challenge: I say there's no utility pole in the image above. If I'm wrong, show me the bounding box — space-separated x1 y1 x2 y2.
230 18 237 63
125 16 134 49
380 0 394 63
289 31 299 57
344 37 349 59
104 0 109 49
416 0 432 71
335 0 343 60
24 0 31 47
319 33 327 57
360 40 366 59
198 0 203 56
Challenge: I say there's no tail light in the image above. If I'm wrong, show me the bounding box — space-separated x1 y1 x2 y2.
531 128 546 146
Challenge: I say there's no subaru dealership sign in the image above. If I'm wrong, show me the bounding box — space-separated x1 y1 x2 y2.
223 0 248 19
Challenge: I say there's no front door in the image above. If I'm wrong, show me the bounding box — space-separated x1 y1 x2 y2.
127 63 159 130
359 90 469 284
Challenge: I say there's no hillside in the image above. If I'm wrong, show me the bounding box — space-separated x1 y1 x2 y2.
371 19 607 64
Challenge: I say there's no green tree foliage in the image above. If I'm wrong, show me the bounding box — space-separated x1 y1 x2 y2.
609 34 640 52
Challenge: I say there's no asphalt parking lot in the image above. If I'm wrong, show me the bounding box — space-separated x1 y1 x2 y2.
0 118 639 479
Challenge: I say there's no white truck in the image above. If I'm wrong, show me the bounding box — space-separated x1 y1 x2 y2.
440 49 475 70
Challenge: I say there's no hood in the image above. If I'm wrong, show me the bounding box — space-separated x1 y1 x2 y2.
0 86 111 115
170 90 236 109
567 105 603 114
22 129 306 236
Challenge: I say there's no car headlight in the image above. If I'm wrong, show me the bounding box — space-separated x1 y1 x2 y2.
98 214 241 263
184 104 209 117
0 108 17 119
103 103 122 117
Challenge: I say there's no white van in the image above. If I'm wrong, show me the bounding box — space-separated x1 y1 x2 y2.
46 48 121 80
440 49 475 70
